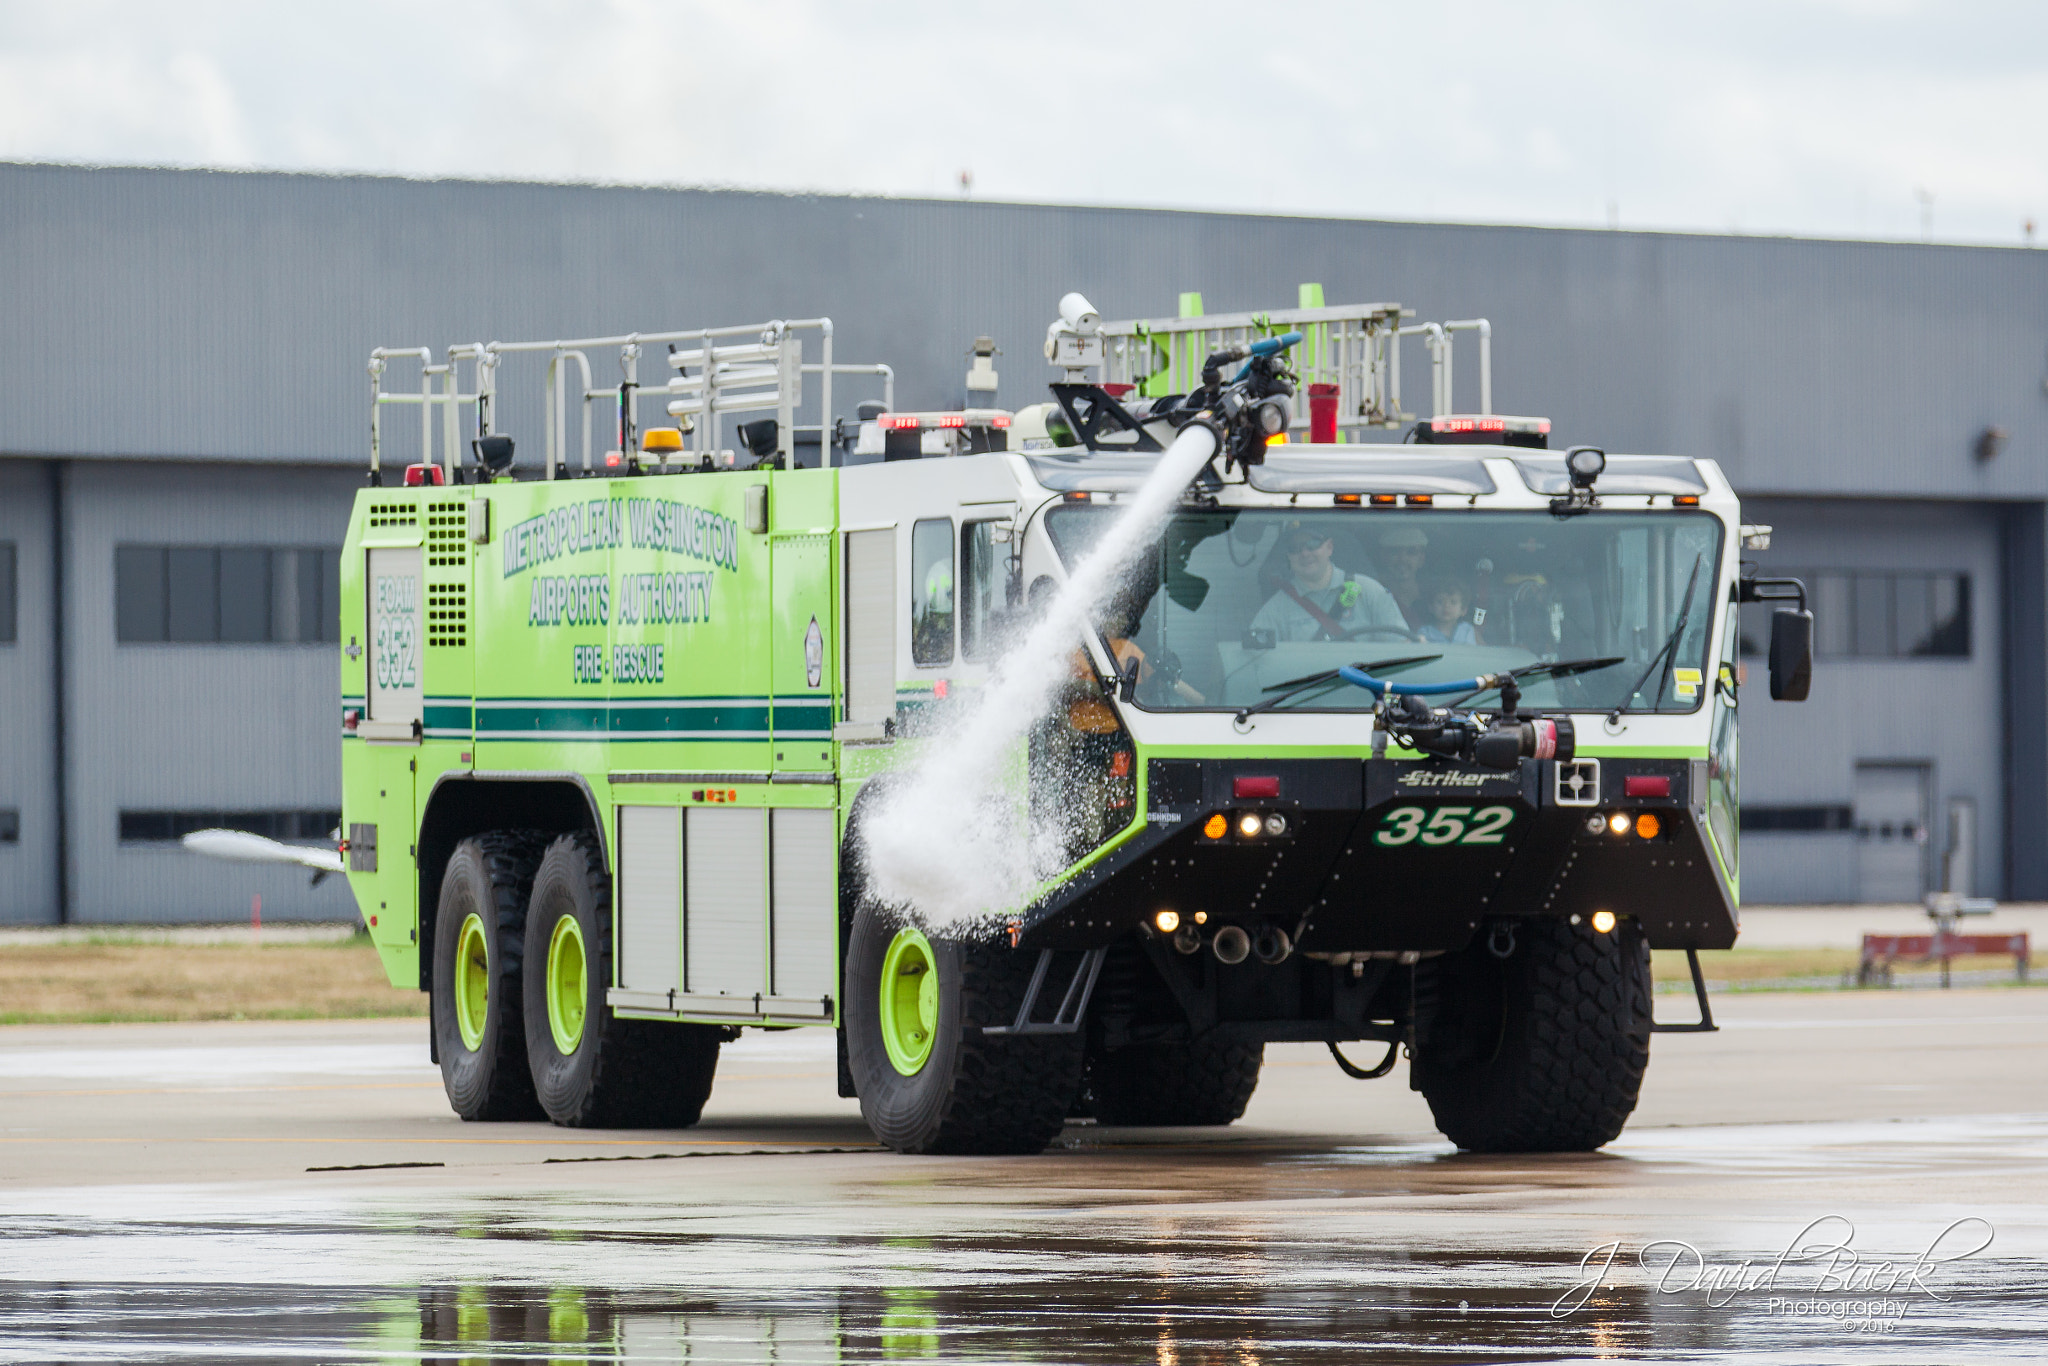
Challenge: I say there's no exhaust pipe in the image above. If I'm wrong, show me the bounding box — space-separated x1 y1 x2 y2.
1212 924 1251 965
1254 925 1293 965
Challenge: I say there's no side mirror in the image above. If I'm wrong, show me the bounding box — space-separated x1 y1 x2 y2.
1769 609 1813 701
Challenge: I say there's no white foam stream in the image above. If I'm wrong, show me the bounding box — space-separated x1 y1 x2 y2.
860 423 1221 926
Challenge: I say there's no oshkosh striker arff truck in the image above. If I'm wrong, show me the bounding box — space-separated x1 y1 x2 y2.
340 296 1813 1154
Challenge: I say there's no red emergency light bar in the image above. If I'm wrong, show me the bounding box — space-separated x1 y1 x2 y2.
1416 413 1552 450
1428 415 1551 436
876 411 1012 430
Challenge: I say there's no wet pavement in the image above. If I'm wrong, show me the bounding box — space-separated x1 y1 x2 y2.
1 989 2044 1363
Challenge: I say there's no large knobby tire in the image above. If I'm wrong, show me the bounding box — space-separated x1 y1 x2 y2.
521 831 721 1128
844 900 1084 1155
432 830 547 1121
1412 917 1652 1153
1087 1037 1264 1127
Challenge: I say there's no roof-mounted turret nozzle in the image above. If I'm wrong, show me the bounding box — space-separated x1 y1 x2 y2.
966 336 1000 399
1044 292 1103 381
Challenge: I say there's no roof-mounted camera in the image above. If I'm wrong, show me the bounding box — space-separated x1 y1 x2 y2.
1551 446 1605 516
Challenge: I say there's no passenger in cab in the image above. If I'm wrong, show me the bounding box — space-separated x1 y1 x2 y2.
1250 521 1409 643
1416 577 1479 644
1374 525 1430 626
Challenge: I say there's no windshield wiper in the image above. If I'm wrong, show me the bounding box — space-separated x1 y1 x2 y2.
1609 552 1706 724
1444 656 1628 709
1235 654 1442 724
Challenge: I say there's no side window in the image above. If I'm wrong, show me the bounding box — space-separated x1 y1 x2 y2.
910 518 954 666
960 521 1006 662
1708 611 1739 880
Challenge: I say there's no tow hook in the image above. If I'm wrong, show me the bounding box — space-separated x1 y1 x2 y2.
1487 921 1518 960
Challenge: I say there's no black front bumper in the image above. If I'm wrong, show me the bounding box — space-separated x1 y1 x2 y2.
1021 754 1737 953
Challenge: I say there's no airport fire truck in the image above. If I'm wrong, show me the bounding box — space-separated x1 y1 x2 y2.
338 292 1813 1154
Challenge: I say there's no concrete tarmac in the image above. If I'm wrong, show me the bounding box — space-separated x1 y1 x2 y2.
1 987 2044 1362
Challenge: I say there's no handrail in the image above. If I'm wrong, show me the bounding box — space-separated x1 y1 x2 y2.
366 318 874 479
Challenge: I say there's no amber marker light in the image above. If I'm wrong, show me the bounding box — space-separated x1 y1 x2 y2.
1153 909 1181 934
1590 910 1617 934
1635 812 1662 839
1203 813 1228 839
1607 812 1631 835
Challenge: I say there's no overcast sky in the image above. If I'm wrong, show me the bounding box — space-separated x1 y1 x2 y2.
0 0 2039 245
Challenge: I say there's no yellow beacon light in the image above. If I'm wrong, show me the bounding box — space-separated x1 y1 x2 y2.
1590 910 1617 935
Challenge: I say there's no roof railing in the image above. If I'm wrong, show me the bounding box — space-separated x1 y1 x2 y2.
367 319 891 482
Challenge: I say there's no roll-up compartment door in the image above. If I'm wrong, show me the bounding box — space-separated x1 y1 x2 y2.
770 808 837 1014
685 807 767 1001
615 805 682 996
844 529 895 726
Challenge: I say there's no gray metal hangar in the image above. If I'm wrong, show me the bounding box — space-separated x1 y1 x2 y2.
0 163 2041 920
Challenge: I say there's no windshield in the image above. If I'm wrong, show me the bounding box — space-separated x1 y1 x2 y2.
1046 508 1725 714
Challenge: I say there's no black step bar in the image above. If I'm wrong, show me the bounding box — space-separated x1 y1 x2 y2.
1651 948 1718 1033
983 948 1107 1036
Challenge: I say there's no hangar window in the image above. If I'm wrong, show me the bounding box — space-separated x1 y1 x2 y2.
118 809 341 844
0 542 14 643
1740 571 1968 660
1740 804 1855 832
116 546 342 644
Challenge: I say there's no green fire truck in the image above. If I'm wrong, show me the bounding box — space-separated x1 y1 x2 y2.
340 296 1812 1154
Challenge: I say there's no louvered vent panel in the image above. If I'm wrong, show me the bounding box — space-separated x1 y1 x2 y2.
426 501 467 568
427 585 468 648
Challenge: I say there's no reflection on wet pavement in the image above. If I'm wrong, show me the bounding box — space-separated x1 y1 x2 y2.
2 1116 2044 1365
4 995 2044 1362
2 1233 2043 1363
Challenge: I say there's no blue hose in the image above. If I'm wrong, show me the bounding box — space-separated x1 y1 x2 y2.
1338 665 1495 697
1248 330 1304 358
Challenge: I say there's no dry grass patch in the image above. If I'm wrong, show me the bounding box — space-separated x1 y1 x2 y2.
1655 946 2038 985
0 937 426 1024
1654 948 1861 983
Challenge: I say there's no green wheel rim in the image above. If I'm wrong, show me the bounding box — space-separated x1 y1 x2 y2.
878 926 939 1076
453 912 490 1052
545 912 588 1056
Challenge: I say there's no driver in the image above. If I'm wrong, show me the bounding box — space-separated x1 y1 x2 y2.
1250 521 1409 643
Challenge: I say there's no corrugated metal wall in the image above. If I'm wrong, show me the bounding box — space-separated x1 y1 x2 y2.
59 462 361 922
1740 498 2007 902
0 462 57 921
3 163 2044 500
1 164 2044 916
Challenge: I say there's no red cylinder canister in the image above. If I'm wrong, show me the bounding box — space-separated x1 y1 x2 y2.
1308 383 1339 443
